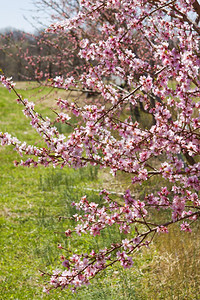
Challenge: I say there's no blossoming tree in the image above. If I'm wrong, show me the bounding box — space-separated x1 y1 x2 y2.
0 0 200 294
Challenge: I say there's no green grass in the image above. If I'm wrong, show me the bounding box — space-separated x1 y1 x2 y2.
0 85 142 299
0 85 90 299
0 84 200 299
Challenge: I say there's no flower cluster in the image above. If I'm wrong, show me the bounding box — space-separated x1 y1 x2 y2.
0 75 15 91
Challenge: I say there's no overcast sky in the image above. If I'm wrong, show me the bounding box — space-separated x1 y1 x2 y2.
0 0 51 33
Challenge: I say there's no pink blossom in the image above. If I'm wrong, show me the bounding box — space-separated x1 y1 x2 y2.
139 75 153 92
0 75 15 91
180 222 192 232
157 226 169 234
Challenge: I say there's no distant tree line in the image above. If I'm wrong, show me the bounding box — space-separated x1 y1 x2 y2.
0 28 83 81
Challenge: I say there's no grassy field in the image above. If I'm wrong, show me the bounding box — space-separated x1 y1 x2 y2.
0 83 200 299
